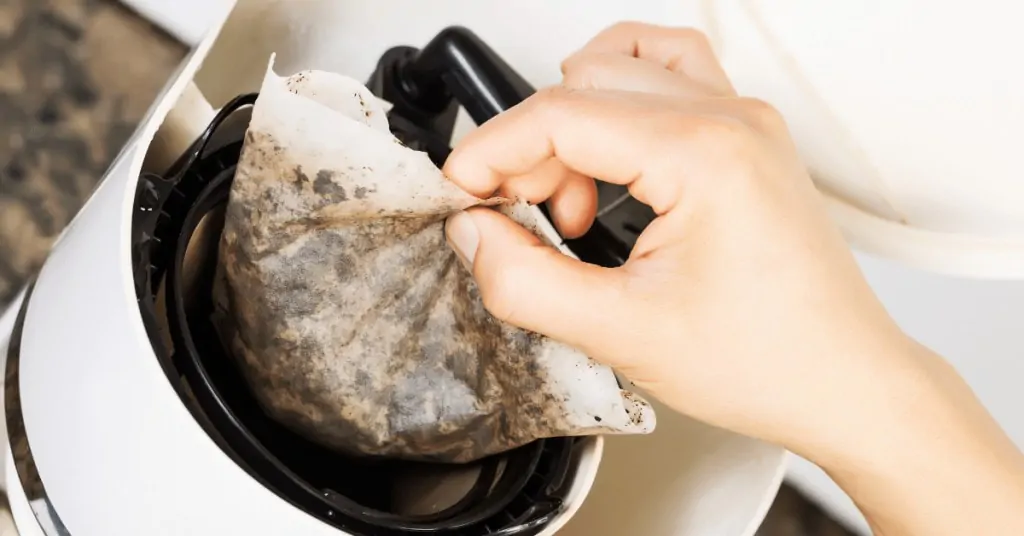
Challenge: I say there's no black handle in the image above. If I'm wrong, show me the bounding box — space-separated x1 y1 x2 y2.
368 27 631 267
400 26 535 124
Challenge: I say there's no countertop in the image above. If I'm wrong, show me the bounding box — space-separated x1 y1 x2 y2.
0 1 853 534
0 0 184 303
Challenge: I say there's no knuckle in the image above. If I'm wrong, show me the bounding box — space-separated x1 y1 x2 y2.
712 120 757 150
674 112 745 140
561 54 612 88
559 64 588 89
606 20 653 36
604 21 714 52
559 56 574 75
638 111 708 156
663 28 716 70
527 85 578 118
651 111 696 142
737 97 787 134
671 27 713 48
532 85 573 102
678 115 757 158
559 51 584 74
560 69 586 89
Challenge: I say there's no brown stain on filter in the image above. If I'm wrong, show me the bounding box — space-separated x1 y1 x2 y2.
214 129 591 463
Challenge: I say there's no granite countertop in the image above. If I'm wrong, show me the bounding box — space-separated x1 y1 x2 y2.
0 0 184 303
0 1 854 535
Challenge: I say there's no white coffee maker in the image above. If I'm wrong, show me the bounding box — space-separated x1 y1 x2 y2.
0 2 789 535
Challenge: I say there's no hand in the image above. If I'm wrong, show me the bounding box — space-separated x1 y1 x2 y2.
443 22 1024 536
444 21 897 459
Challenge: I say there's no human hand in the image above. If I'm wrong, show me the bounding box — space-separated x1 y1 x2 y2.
443 22 1024 535
442 22 902 460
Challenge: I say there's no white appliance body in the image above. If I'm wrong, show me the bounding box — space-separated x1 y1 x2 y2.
0 1 787 535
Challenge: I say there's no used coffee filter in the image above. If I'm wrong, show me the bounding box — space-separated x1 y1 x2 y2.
212 60 655 463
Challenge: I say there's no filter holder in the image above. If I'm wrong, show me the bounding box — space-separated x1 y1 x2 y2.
130 27 604 536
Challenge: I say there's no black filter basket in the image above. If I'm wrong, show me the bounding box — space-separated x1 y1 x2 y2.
130 26 656 536
131 94 580 536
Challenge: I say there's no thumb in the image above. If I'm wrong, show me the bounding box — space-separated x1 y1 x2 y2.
445 207 634 356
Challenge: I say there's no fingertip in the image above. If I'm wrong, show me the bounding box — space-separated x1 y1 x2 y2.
548 175 597 239
463 206 541 246
460 207 552 326
459 207 635 355
443 145 501 199
445 210 481 270
499 158 573 205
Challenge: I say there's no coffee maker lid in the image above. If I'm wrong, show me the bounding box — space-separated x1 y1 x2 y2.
706 0 1024 278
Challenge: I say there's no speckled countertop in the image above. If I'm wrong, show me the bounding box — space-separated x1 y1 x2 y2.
0 0 184 303
0 1 854 534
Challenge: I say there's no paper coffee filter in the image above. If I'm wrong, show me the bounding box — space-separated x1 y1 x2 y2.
212 59 656 463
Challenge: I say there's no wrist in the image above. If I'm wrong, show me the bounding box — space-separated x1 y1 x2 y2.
811 340 1024 535
778 330 928 470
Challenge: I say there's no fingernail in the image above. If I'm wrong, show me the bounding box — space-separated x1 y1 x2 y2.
446 211 480 270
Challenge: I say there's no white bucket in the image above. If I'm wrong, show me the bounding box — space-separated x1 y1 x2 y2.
138 1 789 535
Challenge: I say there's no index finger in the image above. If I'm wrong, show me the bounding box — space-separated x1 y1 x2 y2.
444 87 690 216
